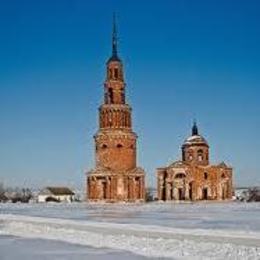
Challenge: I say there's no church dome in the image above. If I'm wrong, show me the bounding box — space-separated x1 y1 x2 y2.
181 121 210 165
182 121 209 147
183 134 208 147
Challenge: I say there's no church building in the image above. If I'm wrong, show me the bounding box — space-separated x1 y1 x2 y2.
86 18 146 202
157 122 233 201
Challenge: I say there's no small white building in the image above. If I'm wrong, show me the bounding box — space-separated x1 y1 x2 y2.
38 187 75 203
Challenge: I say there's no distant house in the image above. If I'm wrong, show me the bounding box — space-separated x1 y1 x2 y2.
38 187 75 203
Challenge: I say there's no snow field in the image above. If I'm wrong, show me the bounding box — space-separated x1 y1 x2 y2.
0 213 260 259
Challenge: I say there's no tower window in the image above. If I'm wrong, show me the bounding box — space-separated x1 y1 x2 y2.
204 172 208 180
198 149 203 161
121 88 125 103
117 144 123 148
114 68 119 79
101 144 108 149
108 88 114 103
187 150 193 161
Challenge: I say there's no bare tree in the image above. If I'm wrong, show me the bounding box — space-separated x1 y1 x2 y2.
0 182 7 202
0 182 4 194
4 186 32 203
248 187 260 202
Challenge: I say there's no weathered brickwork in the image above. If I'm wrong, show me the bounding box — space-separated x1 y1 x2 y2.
157 122 233 201
86 19 146 202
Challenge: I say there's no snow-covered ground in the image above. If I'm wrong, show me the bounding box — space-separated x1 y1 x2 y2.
0 235 151 260
0 202 260 259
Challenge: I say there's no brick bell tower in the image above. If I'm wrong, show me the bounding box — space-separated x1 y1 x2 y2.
86 16 146 202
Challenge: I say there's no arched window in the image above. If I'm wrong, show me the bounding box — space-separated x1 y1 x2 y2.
101 144 108 149
108 88 114 103
121 89 125 103
175 173 186 179
117 144 123 148
221 173 226 179
188 150 193 161
204 172 208 180
198 149 203 162
114 68 119 79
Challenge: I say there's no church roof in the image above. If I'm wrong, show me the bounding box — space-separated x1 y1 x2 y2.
183 134 209 146
42 187 75 196
218 161 228 168
168 160 189 168
107 55 121 63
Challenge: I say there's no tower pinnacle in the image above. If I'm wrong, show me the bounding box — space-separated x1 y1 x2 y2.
112 13 118 58
192 120 199 136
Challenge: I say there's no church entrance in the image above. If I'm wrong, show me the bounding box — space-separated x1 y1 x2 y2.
135 177 141 200
202 188 208 200
222 183 227 200
178 188 185 200
189 183 193 200
98 179 106 200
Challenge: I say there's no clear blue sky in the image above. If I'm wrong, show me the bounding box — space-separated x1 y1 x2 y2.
0 0 259 189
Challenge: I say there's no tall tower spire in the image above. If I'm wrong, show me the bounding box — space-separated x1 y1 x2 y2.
112 13 118 58
107 13 121 63
105 13 124 104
